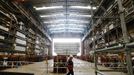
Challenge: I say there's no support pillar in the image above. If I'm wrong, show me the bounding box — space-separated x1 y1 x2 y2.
117 0 133 75
94 52 98 75
125 48 133 75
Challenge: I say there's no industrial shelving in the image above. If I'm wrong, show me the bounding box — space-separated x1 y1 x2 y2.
0 0 52 68
15 22 27 52
0 1 18 53
35 34 49 55
82 0 134 75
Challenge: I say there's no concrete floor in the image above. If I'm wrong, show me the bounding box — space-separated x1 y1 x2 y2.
2 58 127 75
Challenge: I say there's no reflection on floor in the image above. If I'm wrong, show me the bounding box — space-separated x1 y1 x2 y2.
2 58 127 75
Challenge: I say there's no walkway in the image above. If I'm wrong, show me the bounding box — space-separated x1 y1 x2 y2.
2 58 127 75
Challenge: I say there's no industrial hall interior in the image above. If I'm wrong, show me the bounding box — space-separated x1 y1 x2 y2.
0 0 134 75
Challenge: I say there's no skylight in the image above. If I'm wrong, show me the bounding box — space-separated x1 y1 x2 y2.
44 19 89 23
47 24 87 28
40 14 91 18
33 4 95 35
49 28 85 31
50 30 84 33
53 38 81 43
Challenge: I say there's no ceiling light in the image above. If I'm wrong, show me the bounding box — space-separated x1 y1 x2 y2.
44 21 89 24
34 6 63 10
70 6 96 10
40 13 64 17
69 14 91 17
93 7 97 9
70 6 91 9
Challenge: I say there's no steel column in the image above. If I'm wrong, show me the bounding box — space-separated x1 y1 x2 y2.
125 48 133 75
90 4 98 75
117 0 133 75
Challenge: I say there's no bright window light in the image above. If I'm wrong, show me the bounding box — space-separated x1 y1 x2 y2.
77 52 81 56
52 38 81 56
34 6 63 10
70 6 96 10
53 38 81 43
52 41 57 56
53 52 57 56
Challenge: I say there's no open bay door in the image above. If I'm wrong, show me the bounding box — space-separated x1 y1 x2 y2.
54 42 80 55
53 38 81 55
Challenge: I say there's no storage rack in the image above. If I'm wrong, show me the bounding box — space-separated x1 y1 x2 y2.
82 0 134 75
15 22 27 53
26 28 36 55
0 0 52 68
35 34 50 56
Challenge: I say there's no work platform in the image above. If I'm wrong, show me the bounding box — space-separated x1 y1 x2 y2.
1 58 127 75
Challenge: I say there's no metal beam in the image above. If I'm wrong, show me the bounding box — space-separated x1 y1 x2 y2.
95 45 124 53
126 42 134 48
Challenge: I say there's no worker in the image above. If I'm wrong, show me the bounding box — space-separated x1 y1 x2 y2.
66 56 74 75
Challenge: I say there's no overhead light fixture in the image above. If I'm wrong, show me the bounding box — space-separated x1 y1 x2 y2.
70 6 96 10
44 21 89 24
69 14 92 17
34 6 63 10
93 7 97 9
40 13 64 17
